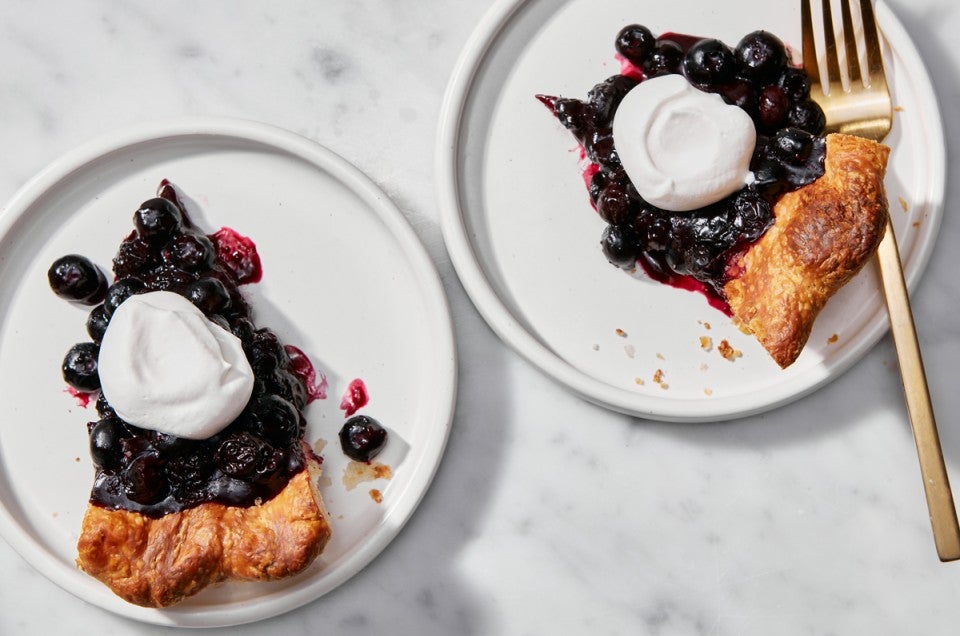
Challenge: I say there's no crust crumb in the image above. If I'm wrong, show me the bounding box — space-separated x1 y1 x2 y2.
343 460 393 491
898 196 909 212
704 388 713 396
718 339 742 361
634 377 645 386
369 489 383 504
700 336 713 351
615 328 627 337
827 333 839 344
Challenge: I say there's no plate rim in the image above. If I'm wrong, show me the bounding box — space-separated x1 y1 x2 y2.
435 0 945 422
0 116 457 627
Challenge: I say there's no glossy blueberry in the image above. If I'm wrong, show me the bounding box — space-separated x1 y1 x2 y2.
772 127 815 165
89 418 124 470
184 277 231 315
62 342 101 391
85 304 110 344
339 415 388 462
615 24 656 65
47 255 107 304
682 38 737 85
600 225 640 269
735 30 788 82
134 197 183 242
642 40 683 78
787 100 827 134
758 85 789 130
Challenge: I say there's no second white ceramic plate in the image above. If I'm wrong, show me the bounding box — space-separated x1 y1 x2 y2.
0 118 455 626
437 0 943 421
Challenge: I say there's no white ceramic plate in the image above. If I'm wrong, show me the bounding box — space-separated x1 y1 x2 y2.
0 118 456 626
437 0 943 421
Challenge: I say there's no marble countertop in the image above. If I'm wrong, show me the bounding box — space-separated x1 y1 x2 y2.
2 0 960 634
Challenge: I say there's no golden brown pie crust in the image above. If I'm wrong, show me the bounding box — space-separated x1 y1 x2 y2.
724 133 890 368
76 441 331 607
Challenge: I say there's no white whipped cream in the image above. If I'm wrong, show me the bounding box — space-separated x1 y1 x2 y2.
613 74 756 212
98 290 255 440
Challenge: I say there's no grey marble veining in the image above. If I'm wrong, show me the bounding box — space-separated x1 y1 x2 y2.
2 0 960 634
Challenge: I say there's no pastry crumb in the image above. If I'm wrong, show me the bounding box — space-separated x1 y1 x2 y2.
898 196 908 212
699 362 709 371
369 489 383 504
343 460 393 491
894 105 904 112
912 221 921 228
634 377 645 386
718 339 742 361
615 328 627 337
651 368 668 389
624 344 636 358
699 336 713 351
656 352 665 360
75 457 81 463
312 438 328 455
827 333 839 344
704 388 713 396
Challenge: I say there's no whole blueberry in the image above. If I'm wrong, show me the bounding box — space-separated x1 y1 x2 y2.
682 39 737 86
184 277 231 315
47 255 107 304
788 100 827 134
600 224 640 269
134 197 183 242
339 415 388 462
643 40 683 78
89 418 124 470
735 31 788 83
86 304 110 344
62 342 101 392
615 24 656 65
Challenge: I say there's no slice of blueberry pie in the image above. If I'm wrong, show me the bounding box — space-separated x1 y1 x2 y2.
50 182 331 607
538 25 889 367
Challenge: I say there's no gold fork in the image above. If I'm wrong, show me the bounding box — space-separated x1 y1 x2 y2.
802 0 960 561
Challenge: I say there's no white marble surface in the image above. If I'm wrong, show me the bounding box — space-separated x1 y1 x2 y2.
2 0 960 633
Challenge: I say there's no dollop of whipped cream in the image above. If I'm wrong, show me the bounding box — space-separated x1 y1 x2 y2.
98 291 255 440
613 74 756 212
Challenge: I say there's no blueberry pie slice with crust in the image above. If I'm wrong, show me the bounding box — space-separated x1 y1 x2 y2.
538 25 889 368
50 182 331 607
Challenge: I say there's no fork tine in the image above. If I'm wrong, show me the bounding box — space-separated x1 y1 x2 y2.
820 0 843 85
859 0 887 85
801 0 821 86
840 0 862 85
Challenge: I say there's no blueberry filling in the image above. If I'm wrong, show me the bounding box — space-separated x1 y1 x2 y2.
50 182 309 517
537 25 827 307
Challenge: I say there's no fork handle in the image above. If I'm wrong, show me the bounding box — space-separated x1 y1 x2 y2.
876 216 960 561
